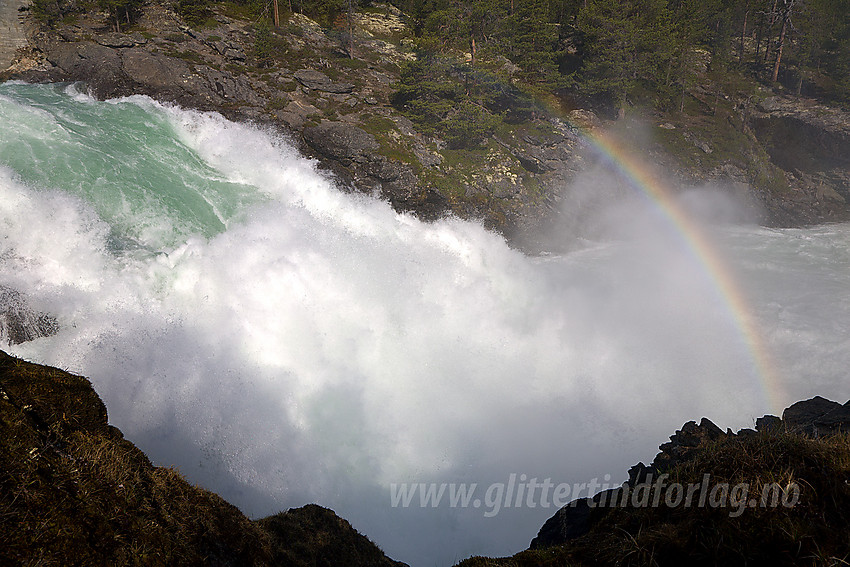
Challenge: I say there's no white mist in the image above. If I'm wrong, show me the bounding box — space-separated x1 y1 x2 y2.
1 84 848 565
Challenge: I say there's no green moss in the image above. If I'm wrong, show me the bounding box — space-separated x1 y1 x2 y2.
359 114 419 168
422 169 466 199
164 32 187 43
217 0 261 21
268 97 288 111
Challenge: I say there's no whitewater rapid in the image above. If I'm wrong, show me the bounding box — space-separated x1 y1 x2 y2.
1 82 848 565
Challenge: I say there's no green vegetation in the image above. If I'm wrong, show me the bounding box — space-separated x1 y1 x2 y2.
99 0 144 31
33 0 142 30
390 0 850 115
253 18 275 66
176 0 215 25
359 114 419 165
30 0 74 25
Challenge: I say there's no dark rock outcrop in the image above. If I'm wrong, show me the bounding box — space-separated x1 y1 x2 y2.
652 417 727 471
529 498 592 549
0 286 58 345
749 96 850 221
294 68 354 94
303 120 380 165
0 350 405 566
782 395 850 437
258 504 407 567
529 397 850 552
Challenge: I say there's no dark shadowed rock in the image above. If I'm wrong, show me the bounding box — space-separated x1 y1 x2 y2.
627 461 656 486
0 286 58 346
652 417 726 471
258 504 408 567
303 121 379 165
529 498 592 549
0 350 406 566
294 68 354 93
814 405 850 433
782 396 847 436
756 414 783 432
531 484 631 550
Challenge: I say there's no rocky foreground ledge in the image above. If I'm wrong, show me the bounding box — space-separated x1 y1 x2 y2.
0 350 406 566
462 397 850 566
2 348 849 566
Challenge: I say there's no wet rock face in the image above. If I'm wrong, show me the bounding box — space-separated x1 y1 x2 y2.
750 96 850 206
303 121 380 165
0 286 58 346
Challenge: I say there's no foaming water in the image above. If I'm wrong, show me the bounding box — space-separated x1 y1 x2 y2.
1 82 848 565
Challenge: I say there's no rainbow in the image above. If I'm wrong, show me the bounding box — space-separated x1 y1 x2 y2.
435 53 788 413
564 121 788 415
444 59 786 413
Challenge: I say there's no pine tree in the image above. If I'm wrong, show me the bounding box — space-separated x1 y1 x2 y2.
573 0 673 117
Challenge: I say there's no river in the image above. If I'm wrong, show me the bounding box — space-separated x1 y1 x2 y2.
1 81 848 565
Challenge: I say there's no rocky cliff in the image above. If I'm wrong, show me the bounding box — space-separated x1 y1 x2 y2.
460 397 850 566
0 349 406 566
4 1 848 252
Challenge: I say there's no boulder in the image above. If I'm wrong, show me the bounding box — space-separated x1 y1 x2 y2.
121 49 190 92
755 414 783 432
294 69 354 94
783 396 850 436
303 121 379 165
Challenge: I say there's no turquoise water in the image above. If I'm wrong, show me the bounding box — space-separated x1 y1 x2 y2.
0 82 260 248
1 82 848 566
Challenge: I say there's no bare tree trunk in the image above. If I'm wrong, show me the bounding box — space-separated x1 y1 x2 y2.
764 0 779 64
771 5 789 82
739 1 749 64
347 0 354 58
273 0 279 27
